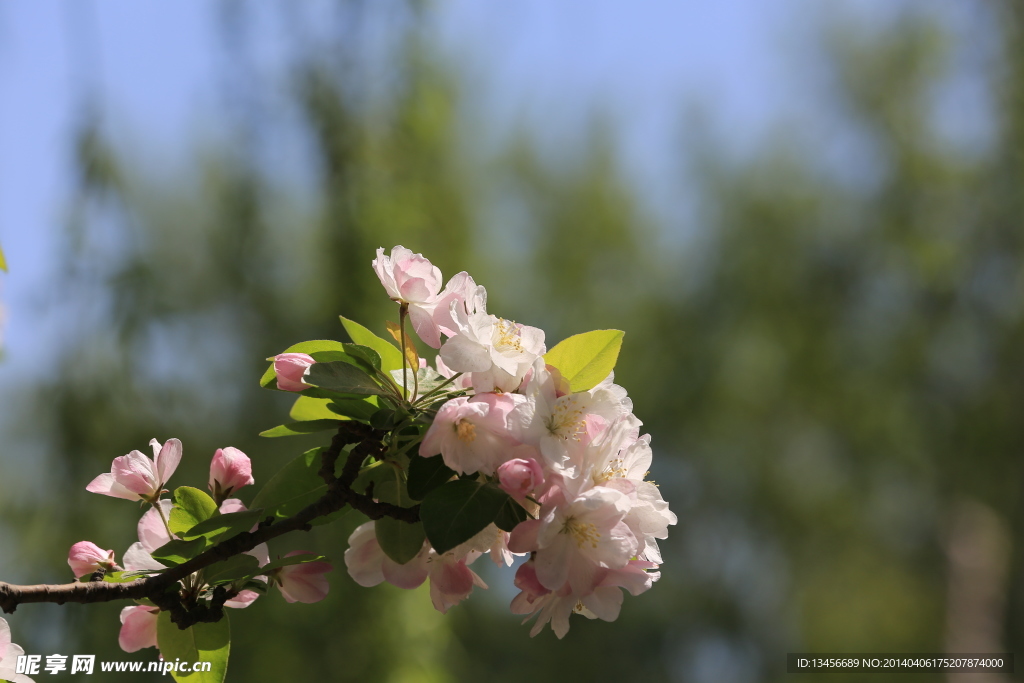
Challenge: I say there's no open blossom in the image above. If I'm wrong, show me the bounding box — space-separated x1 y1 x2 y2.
273 352 315 392
427 552 488 614
419 393 522 475
510 486 637 595
209 446 254 500
373 245 478 348
269 551 333 603
86 438 181 503
118 606 159 653
373 246 444 347
439 285 546 392
511 360 629 473
0 617 34 683
68 541 120 578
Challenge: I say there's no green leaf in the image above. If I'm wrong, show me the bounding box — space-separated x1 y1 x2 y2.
103 570 161 583
0 244 6 272
494 495 530 532
259 419 341 438
376 518 426 564
157 611 230 683
341 316 404 373
369 407 397 430
326 397 379 421
407 455 456 501
205 554 261 585
306 361 388 397
543 329 625 392
343 343 382 371
151 538 208 567
351 461 392 496
178 509 264 544
289 396 341 422
169 487 219 536
390 366 448 399
420 480 522 554
373 473 424 564
258 553 327 573
250 447 346 525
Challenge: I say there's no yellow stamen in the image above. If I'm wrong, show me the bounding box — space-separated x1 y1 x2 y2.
594 458 628 483
455 419 476 443
561 516 601 549
544 397 587 442
493 318 524 353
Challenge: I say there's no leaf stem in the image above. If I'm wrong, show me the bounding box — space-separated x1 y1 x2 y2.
399 303 409 400
153 499 176 541
412 373 463 407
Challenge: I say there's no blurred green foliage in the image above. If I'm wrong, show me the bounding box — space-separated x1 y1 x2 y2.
4 2 1024 683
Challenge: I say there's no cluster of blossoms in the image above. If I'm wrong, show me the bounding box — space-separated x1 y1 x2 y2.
80 440 331 653
274 246 676 638
0 245 672 680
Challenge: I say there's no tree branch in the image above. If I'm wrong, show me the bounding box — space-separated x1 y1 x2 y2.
0 423 420 617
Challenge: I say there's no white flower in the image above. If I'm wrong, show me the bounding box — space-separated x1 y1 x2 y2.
439 286 545 392
513 487 638 596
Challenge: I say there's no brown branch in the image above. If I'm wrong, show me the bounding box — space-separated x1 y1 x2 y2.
0 423 420 618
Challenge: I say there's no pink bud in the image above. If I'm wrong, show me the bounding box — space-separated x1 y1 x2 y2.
209 447 254 498
273 551 333 603
497 458 544 501
273 353 315 392
68 541 120 578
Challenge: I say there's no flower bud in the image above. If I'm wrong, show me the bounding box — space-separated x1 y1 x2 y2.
68 541 120 578
273 352 315 392
497 458 544 501
209 447 254 500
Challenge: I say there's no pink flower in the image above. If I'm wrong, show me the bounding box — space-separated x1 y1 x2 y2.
343 522 430 590
419 393 522 475
208 447 254 500
497 457 544 502
273 353 315 392
68 541 120 578
86 438 181 503
373 246 443 307
270 551 333 603
118 606 159 652
427 552 487 614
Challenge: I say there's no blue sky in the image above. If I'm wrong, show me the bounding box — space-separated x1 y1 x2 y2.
0 0 811 355
0 0 979 364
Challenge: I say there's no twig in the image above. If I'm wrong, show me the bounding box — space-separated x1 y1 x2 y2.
0 424 419 617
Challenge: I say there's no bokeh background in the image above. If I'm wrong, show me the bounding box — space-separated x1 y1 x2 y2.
1 1 1022 681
